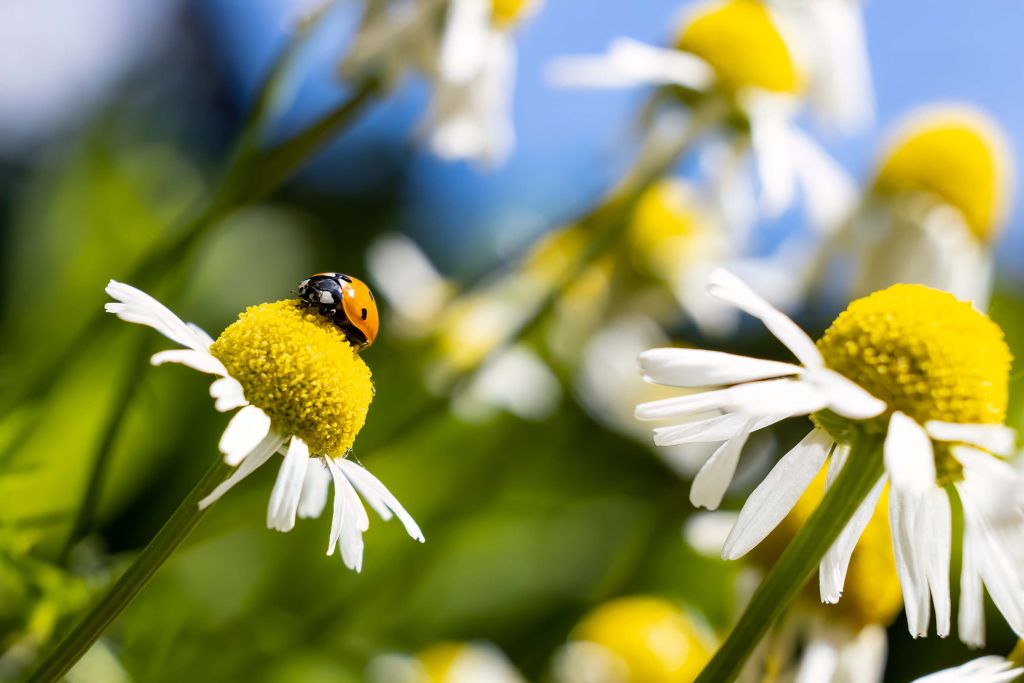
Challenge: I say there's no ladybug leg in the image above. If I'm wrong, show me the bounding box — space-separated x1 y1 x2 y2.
319 306 337 317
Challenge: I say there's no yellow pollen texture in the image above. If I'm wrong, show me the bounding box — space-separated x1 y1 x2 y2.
752 468 902 628
875 117 1007 241
210 301 374 457
817 284 1010 426
491 0 532 26
676 0 801 95
572 597 712 683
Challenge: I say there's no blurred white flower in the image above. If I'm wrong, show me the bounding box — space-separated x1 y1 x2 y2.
638 269 1023 645
105 281 423 572
368 642 526 683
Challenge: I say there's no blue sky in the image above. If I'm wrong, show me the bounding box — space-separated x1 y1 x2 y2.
198 0 1024 278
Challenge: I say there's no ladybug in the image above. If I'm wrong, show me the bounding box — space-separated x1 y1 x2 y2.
298 272 379 349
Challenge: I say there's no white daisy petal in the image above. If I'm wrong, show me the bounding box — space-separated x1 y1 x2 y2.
913 657 1023 683
925 421 1016 457
809 368 887 420
150 349 227 377
794 636 839 683
689 426 753 510
638 347 803 388
298 460 331 519
218 406 273 466
919 487 952 637
187 322 216 349
706 268 823 369
884 412 936 497
960 492 1024 636
267 437 311 532
722 428 832 560
820 474 886 603
653 413 787 446
890 489 931 637
210 377 247 412
439 0 490 83
326 457 370 572
197 432 286 510
823 441 850 488
636 378 826 421
958 518 986 648
337 459 424 542
606 37 714 89
105 280 211 352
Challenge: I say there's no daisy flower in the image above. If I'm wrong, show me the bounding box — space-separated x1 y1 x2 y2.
344 0 541 166
551 596 714 683
636 269 1023 645
813 105 1014 306
368 641 526 683
546 0 856 232
912 657 1023 683
104 281 423 572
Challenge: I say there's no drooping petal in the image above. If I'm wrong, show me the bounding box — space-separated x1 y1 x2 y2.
606 37 714 89
151 349 228 377
105 280 213 352
890 489 931 637
337 459 424 542
957 503 986 648
912 657 1023 683
820 474 886 603
210 376 247 413
298 460 331 519
960 491 1024 637
636 378 826 421
809 368 886 420
706 268 823 369
326 457 371 572
925 421 1016 457
690 427 752 510
721 429 832 560
197 431 286 510
653 412 786 447
638 347 802 388
919 487 952 637
884 412 936 497
218 406 272 467
267 437 311 532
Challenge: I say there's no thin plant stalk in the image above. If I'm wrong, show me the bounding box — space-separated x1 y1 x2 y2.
694 430 886 683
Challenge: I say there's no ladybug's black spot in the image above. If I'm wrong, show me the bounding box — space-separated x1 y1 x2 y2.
360 308 368 320
339 274 353 283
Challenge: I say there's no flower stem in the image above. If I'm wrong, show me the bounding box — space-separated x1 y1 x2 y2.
25 457 235 683
694 430 886 683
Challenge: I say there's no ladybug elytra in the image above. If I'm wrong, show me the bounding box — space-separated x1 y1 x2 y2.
298 272 379 350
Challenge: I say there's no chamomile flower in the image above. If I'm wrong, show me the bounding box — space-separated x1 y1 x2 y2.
912 657 1023 683
368 641 526 683
637 269 1023 645
344 0 541 165
546 0 856 231
104 281 423 572
551 597 714 683
815 105 1014 306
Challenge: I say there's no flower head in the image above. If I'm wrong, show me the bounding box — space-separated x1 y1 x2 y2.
637 269 1023 645
553 596 713 683
105 281 423 572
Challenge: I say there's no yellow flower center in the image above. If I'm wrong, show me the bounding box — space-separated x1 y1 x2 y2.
417 643 465 682
491 0 534 27
874 110 1010 241
572 597 712 683
627 180 702 281
817 284 1010 427
676 0 802 95
210 301 374 457
752 468 902 628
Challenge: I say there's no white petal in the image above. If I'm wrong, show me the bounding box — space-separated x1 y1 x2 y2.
197 432 286 510
884 412 936 496
439 0 490 83
636 378 826 421
298 460 331 519
706 269 823 369
653 412 787 447
326 457 370 572
218 406 272 467
820 474 886 603
722 429 832 560
267 437 311 532
890 489 931 637
960 491 1024 637
690 427 752 510
544 54 643 88
919 487 952 637
150 349 227 377
210 377 247 412
105 280 212 352
684 511 739 556
958 506 986 648
794 636 839 683
639 347 803 388
337 459 424 542
912 657 1023 683
606 37 714 89
925 421 1016 457
809 368 886 420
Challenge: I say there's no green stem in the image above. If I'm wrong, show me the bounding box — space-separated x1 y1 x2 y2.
694 430 886 683
25 457 235 683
